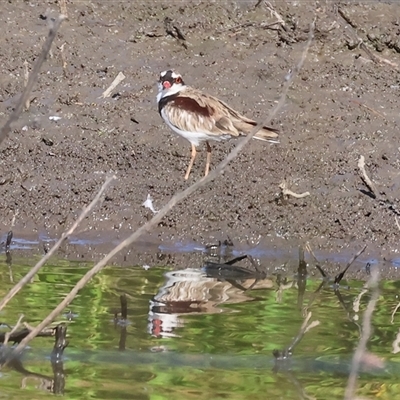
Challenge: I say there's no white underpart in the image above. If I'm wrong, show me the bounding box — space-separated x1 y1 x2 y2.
161 108 213 146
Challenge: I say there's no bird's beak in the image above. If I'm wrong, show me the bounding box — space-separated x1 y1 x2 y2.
162 81 171 89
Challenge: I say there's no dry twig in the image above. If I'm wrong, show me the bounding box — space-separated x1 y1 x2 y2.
0 176 116 313
265 1 286 28
279 179 310 199
334 244 367 284
344 268 380 400
101 72 126 98
358 155 379 199
5 18 316 362
59 0 68 18
3 315 24 346
391 300 400 324
349 99 385 119
0 15 66 146
218 20 281 34
23 61 30 110
335 6 399 71
59 42 68 76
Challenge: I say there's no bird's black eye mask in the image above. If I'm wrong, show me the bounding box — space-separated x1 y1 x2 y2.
159 70 184 88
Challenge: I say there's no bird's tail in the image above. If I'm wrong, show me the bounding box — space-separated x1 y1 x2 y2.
234 120 279 142
253 126 279 141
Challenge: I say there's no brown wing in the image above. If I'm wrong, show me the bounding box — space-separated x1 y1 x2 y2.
162 88 241 138
187 88 279 138
163 87 278 139
215 97 279 139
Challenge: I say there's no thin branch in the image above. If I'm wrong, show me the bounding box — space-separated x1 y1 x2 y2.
391 301 400 324
358 155 379 199
265 1 286 28
3 315 24 346
335 6 399 71
0 176 116 313
217 20 281 34
0 15 66 146
344 268 380 400
334 244 367 284
349 99 385 119
305 242 327 277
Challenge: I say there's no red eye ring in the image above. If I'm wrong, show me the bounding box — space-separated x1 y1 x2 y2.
176 77 182 84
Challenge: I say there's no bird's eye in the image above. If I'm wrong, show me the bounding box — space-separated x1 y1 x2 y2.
176 77 182 84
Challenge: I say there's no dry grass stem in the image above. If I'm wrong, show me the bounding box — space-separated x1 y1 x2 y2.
344 268 380 400
358 155 379 198
11 211 19 228
265 1 286 27
335 7 399 71
391 301 400 324
349 99 385 119
353 287 368 314
0 15 66 146
0 175 116 313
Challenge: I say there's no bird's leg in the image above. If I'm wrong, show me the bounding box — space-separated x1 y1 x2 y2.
184 143 197 180
205 141 212 177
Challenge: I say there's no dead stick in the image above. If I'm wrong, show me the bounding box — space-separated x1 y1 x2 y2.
279 180 310 199
0 15 66 146
0 176 116 312
59 0 68 18
7 20 315 361
334 244 367 284
344 268 379 400
358 155 379 199
101 72 126 98
59 43 68 76
335 7 399 71
23 61 30 110
349 99 385 119
3 315 24 345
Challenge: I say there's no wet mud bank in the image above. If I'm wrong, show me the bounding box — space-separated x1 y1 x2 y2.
0 1 399 266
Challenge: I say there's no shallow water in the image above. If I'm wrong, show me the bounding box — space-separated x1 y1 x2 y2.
1 250 400 400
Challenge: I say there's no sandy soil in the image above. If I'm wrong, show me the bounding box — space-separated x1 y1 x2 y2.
0 1 399 264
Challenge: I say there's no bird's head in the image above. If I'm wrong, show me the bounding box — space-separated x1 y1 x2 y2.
157 70 185 96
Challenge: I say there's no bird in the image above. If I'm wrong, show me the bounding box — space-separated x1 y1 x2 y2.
157 70 279 180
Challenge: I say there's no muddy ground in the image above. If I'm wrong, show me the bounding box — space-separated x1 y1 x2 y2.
0 1 399 268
